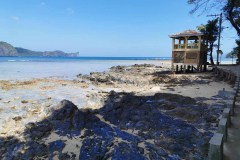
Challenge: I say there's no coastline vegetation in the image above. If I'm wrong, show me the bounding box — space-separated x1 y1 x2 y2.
188 0 240 64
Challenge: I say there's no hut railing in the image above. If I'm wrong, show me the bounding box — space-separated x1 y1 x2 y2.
174 44 185 49
187 43 199 49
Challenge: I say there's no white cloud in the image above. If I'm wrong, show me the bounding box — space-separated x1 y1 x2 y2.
66 8 75 15
11 16 20 21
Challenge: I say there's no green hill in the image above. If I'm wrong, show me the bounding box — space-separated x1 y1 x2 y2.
15 47 43 56
0 42 18 56
0 41 79 57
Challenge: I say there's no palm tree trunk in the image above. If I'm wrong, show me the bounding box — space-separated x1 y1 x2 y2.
209 44 215 65
237 54 240 64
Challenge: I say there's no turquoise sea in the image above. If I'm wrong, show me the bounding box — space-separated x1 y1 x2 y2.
0 56 171 80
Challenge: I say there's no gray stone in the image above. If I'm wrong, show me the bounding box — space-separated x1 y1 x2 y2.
218 90 234 99
218 118 228 142
208 133 223 160
225 102 234 116
236 93 240 97
236 96 240 102
222 108 231 126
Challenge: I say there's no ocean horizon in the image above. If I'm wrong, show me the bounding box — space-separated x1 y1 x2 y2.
0 56 172 80
0 56 171 62
0 56 236 80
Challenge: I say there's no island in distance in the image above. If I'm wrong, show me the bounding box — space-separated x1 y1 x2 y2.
0 41 79 57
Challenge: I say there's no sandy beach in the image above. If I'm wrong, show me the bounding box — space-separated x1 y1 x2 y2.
0 60 235 159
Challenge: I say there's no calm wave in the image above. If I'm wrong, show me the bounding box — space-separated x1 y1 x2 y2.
0 56 171 62
0 57 171 80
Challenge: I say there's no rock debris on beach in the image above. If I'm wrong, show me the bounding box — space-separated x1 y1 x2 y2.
0 64 231 159
0 92 225 160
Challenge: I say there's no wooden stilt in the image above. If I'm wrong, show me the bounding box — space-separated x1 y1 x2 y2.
204 64 207 72
187 65 191 72
200 65 203 72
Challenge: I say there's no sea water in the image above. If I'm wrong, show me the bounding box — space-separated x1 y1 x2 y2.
0 56 236 80
0 56 171 132
0 56 171 80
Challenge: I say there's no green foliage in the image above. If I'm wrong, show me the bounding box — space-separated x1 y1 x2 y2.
188 0 240 35
188 0 225 14
197 19 219 65
188 0 240 64
226 39 240 63
197 19 219 43
204 19 219 43
224 0 240 36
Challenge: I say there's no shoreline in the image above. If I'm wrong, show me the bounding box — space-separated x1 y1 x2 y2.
0 59 170 81
0 61 235 159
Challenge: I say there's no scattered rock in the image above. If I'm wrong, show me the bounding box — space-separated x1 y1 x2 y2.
0 66 222 160
21 100 28 104
12 116 22 121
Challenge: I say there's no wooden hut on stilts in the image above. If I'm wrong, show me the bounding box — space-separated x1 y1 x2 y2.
169 30 208 73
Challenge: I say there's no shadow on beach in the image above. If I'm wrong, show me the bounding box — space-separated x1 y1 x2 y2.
151 70 213 86
0 91 226 160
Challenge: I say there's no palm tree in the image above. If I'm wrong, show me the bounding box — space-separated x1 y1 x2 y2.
198 18 219 65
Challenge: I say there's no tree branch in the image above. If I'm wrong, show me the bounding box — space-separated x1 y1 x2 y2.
226 0 240 36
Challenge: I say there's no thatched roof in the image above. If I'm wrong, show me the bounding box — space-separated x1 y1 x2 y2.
169 30 203 38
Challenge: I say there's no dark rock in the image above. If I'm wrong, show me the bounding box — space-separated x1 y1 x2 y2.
22 141 48 159
25 122 36 129
50 100 78 121
72 110 86 130
110 142 145 160
83 129 94 137
59 153 71 160
12 116 22 121
167 154 181 160
79 138 111 160
49 140 65 152
0 92 216 160
24 120 52 140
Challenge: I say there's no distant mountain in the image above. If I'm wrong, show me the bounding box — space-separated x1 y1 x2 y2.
15 47 43 56
43 50 80 57
0 42 18 56
0 41 79 57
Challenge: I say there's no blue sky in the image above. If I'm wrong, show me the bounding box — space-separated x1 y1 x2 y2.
0 0 238 57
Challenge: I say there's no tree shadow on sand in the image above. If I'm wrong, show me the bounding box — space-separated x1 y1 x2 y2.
0 92 225 160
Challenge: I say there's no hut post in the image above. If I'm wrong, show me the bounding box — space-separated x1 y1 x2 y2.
184 37 188 49
172 38 175 71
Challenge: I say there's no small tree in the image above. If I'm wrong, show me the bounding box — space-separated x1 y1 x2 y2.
223 0 240 36
227 39 240 64
236 39 240 64
188 0 240 63
188 0 240 36
198 18 219 65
